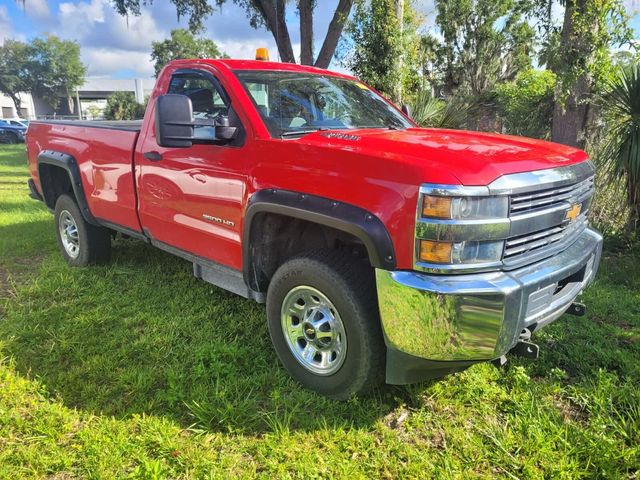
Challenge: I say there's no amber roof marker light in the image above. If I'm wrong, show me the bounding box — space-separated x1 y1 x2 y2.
256 48 270 61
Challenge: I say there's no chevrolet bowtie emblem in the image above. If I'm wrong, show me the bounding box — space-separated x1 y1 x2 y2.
565 203 582 222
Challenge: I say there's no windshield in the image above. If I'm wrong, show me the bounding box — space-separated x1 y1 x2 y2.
234 70 412 137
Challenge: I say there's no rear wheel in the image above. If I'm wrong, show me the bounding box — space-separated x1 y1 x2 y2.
266 250 385 399
54 194 111 266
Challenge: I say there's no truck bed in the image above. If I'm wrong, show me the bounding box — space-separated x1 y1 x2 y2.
26 121 142 233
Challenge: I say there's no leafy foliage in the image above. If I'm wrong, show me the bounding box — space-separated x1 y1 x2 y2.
344 0 421 102
151 29 226 76
103 92 147 121
434 0 535 96
494 69 556 139
0 35 85 112
410 90 473 129
535 0 632 146
598 63 640 229
0 40 31 114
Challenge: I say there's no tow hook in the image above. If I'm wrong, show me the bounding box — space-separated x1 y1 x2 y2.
509 328 539 360
566 302 586 317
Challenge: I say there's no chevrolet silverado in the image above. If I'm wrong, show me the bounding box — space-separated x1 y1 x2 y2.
26 56 602 399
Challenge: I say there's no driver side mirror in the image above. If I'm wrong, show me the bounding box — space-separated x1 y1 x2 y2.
401 104 412 119
155 94 237 148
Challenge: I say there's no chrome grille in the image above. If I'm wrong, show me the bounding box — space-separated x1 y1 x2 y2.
509 176 594 214
504 215 588 261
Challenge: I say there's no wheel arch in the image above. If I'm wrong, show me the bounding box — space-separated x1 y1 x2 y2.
243 189 397 292
37 150 98 225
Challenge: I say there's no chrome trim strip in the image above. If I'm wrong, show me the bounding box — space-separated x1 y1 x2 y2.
488 161 595 196
414 257 504 274
378 227 603 361
415 217 510 242
419 184 491 197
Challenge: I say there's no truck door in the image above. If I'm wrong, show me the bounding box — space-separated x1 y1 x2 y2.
135 67 247 270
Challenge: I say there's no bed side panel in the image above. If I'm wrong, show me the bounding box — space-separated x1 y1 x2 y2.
27 122 142 232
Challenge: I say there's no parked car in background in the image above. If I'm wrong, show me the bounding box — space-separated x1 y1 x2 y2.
1 118 29 128
0 120 27 143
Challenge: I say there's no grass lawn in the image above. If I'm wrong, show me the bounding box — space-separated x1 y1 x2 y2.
0 144 638 479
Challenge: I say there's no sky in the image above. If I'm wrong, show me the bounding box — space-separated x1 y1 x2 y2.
0 0 639 80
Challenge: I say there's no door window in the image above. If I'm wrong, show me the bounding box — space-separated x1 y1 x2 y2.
167 71 230 140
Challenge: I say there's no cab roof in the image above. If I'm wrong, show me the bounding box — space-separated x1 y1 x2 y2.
167 58 355 80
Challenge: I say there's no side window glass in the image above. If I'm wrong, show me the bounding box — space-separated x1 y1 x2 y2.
167 72 229 140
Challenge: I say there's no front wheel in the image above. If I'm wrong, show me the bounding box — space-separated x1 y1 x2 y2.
266 251 385 399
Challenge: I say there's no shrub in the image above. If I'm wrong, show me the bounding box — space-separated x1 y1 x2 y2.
597 63 640 232
494 69 556 139
104 91 146 121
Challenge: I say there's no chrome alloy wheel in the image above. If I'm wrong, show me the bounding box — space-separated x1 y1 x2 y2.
59 210 80 258
280 285 347 376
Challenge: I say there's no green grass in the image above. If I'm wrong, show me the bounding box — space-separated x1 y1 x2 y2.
0 144 638 478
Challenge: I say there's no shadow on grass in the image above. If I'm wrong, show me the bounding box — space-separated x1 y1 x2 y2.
0 227 407 434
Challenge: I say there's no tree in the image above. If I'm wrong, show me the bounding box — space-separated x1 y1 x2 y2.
112 0 354 67
151 29 226 76
599 63 640 230
494 69 556 139
344 0 420 102
103 92 147 120
535 0 631 147
0 40 30 115
28 36 86 113
0 36 85 114
435 0 535 97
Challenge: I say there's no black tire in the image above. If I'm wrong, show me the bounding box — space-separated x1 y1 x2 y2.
54 194 111 266
266 250 385 399
5 132 19 144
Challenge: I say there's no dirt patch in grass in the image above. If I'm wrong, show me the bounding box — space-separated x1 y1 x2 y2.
0 255 43 308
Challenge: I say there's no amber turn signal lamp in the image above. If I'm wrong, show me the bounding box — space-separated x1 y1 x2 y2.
422 195 452 219
256 48 270 61
419 240 452 264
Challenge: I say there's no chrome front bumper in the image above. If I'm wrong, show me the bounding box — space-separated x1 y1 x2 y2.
376 227 603 372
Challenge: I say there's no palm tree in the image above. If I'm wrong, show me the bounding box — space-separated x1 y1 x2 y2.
410 90 473 129
599 63 640 229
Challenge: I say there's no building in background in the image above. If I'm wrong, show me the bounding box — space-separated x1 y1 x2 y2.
0 77 154 120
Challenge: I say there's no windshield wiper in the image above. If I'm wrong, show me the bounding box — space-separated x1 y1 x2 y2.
280 127 329 138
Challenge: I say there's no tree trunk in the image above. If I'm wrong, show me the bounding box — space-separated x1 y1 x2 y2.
393 0 404 103
551 0 592 147
551 74 590 147
299 0 314 65
254 0 296 63
314 0 353 68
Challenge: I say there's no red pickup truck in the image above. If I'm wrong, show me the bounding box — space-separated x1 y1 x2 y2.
26 58 602 399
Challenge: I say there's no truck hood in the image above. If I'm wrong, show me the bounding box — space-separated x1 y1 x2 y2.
296 127 589 185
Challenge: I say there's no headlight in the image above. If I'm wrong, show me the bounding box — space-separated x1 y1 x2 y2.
419 239 504 264
422 195 508 220
416 185 510 271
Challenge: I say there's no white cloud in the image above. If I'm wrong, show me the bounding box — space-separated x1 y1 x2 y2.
81 47 156 77
58 0 165 51
22 0 50 20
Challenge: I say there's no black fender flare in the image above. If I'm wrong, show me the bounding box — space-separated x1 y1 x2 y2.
37 150 98 225
243 189 397 288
